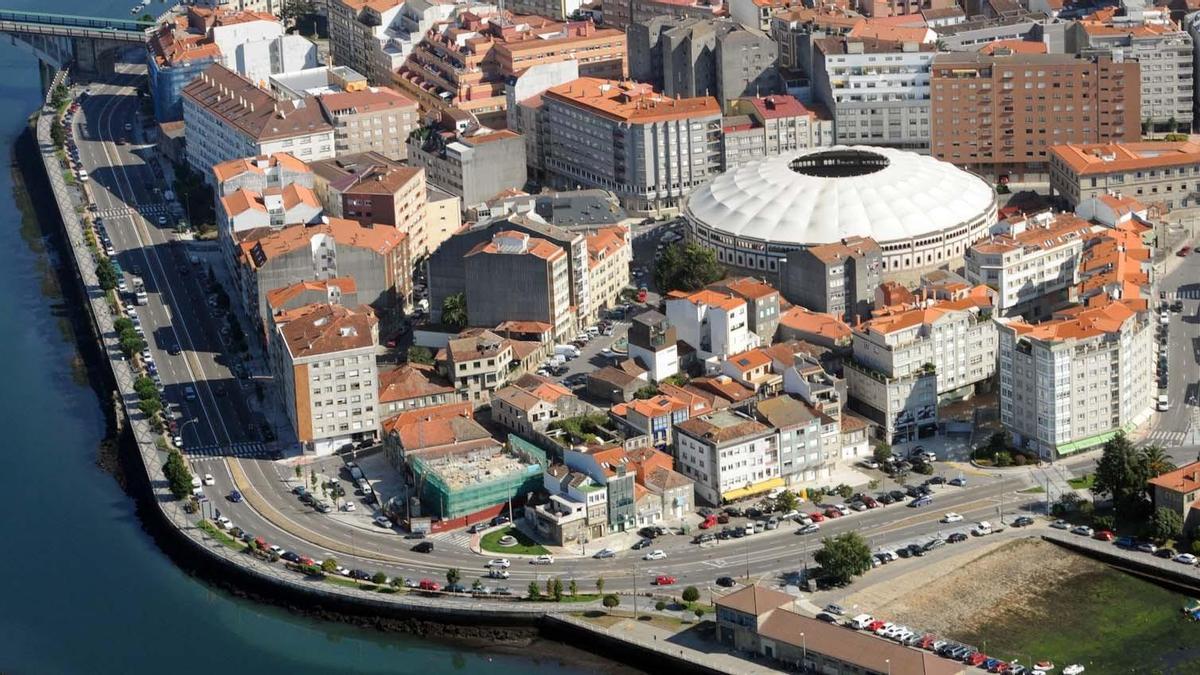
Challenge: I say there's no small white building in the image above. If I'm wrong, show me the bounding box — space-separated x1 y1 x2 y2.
665 289 759 366
674 409 781 505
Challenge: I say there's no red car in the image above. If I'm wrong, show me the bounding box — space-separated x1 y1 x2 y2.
298 556 315 566
809 512 826 522
862 496 880 509
418 579 441 591
1093 530 1115 541
866 620 886 632
699 514 718 529
1178 246 1192 257
967 653 988 667
824 507 842 518
654 575 677 586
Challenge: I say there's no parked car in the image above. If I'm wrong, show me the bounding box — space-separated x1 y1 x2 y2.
1173 553 1197 565
715 576 736 587
1050 519 1071 530
373 516 393 528
643 549 667 561
796 523 820 535
908 495 933 508
530 554 555 565
1137 541 1159 554
632 538 653 550
1011 516 1034 527
487 558 511 569
947 532 968 543
418 579 440 591
1093 530 1115 541
948 477 967 487
940 512 963 523
1070 525 1094 537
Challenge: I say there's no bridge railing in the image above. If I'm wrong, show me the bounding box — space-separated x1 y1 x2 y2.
0 9 153 33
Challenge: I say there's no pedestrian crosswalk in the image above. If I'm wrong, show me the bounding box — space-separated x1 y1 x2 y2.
186 442 273 462
436 530 473 549
1162 289 1200 300
94 203 172 221
1143 429 1190 446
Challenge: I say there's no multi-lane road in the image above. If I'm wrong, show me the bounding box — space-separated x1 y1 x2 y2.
74 65 1200 602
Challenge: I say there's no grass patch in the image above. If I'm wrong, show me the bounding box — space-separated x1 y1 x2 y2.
324 575 379 592
198 520 245 551
682 601 714 616
1019 486 1045 494
953 567 1200 672
559 593 601 604
479 526 549 556
1067 474 1095 490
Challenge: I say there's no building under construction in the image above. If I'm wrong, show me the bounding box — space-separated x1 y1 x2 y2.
409 435 547 521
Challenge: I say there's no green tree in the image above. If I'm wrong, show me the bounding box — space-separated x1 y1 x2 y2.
602 594 620 609
694 608 705 621
810 490 824 505
96 259 118 291
527 581 541 600
873 443 892 465
441 292 468 329
162 450 193 499
994 451 1012 467
633 384 660 399
655 600 666 611
813 532 873 586
446 567 461 586
138 397 162 420
407 345 434 365
51 122 66 148
294 465 302 480
279 0 316 23
552 577 564 602
1146 507 1183 542
681 586 700 603
1092 514 1116 532
1093 432 1151 513
545 577 554 598
569 579 578 597
776 490 799 513
372 572 387 585
1191 540 1200 557
595 577 605 594
1142 445 1177 478
837 484 853 500
134 376 158 400
472 578 483 592
653 242 724 293
321 558 337 573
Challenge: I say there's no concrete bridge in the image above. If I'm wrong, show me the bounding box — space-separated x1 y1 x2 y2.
0 10 154 86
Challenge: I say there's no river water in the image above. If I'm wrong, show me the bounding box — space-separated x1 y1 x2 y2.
0 5 606 673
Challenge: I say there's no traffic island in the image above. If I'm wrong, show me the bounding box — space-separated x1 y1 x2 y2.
480 526 549 556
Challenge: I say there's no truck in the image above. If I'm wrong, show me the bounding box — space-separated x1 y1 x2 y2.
554 344 580 359
131 276 148 305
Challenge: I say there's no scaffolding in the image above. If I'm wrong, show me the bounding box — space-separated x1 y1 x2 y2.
410 436 547 519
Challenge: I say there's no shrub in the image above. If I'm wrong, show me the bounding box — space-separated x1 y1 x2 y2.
655 600 666 611
602 594 620 609
681 586 700 603
1012 453 1027 466
994 451 1012 468
1092 514 1116 532
372 572 388 585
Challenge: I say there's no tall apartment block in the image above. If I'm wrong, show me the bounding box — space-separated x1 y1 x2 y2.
930 51 1140 182
811 36 935 150
539 78 722 213
778 236 882 323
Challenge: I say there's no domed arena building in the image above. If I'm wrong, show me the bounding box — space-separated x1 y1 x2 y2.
682 146 998 279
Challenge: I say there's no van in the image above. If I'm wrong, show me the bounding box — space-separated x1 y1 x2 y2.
850 614 874 630
554 344 580 359
349 466 365 481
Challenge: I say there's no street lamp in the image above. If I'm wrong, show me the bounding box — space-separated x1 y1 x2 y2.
179 416 199 446
800 632 806 664
885 658 891 675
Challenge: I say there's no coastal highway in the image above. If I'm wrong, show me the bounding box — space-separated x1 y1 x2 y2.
69 68 1113 598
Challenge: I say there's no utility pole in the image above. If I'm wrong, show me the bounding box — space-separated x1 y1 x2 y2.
632 560 638 619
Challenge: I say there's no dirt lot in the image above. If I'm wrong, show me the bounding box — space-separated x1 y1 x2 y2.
838 538 1104 637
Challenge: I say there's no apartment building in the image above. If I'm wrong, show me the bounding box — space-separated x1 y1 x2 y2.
435 329 522 405
628 310 680 382
181 64 335 182
1049 141 1200 207
585 225 632 315
533 464 610 544
463 230 576 342
316 87 419 160
777 236 882 323
309 153 431 261
627 17 781 108
428 214 591 327
395 12 626 120
812 36 935 150
665 288 760 363
1071 6 1192 133
493 373 582 436
217 184 323 256
265 277 358 317
406 128 528 209
858 0 957 18
998 299 1153 458
212 152 314 196
610 393 694 449
236 218 411 338
846 286 997 442
603 0 725 31
709 277 782 343
770 6 862 81
675 409 781 505
721 95 833 169
964 211 1095 318
930 52 1140 183
268 302 380 455
148 9 317 121
540 78 723 213
754 394 840 491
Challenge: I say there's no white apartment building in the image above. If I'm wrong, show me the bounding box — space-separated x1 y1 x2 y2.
182 64 335 182
539 77 723 213
217 184 323 257
997 300 1154 458
811 37 935 151
1075 6 1193 133
328 0 456 86
721 94 834 169
665 288 760 365
674 409 781 505
846 286 996 442
965 212 1095 318
209 14 319 86
268 302 381 455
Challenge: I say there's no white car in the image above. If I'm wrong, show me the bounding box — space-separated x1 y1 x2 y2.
1070 525 1094 537
643 549 667 561
487 558 511 569
215 515 232 529
340 502 356 512
268 545 284 555
833 504 850 515
940 512 964 523
860 459 880 470
335 566 351 577
874 622 894 636
1174 553 1198 565
530 554 555 565
172 435 183 448
202 473 215 486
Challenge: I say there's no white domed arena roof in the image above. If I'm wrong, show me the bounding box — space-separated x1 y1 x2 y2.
685 146 996 245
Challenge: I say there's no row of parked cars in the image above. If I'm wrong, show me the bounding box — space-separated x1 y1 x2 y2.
842 612 1038 673
1053 520 1200 565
